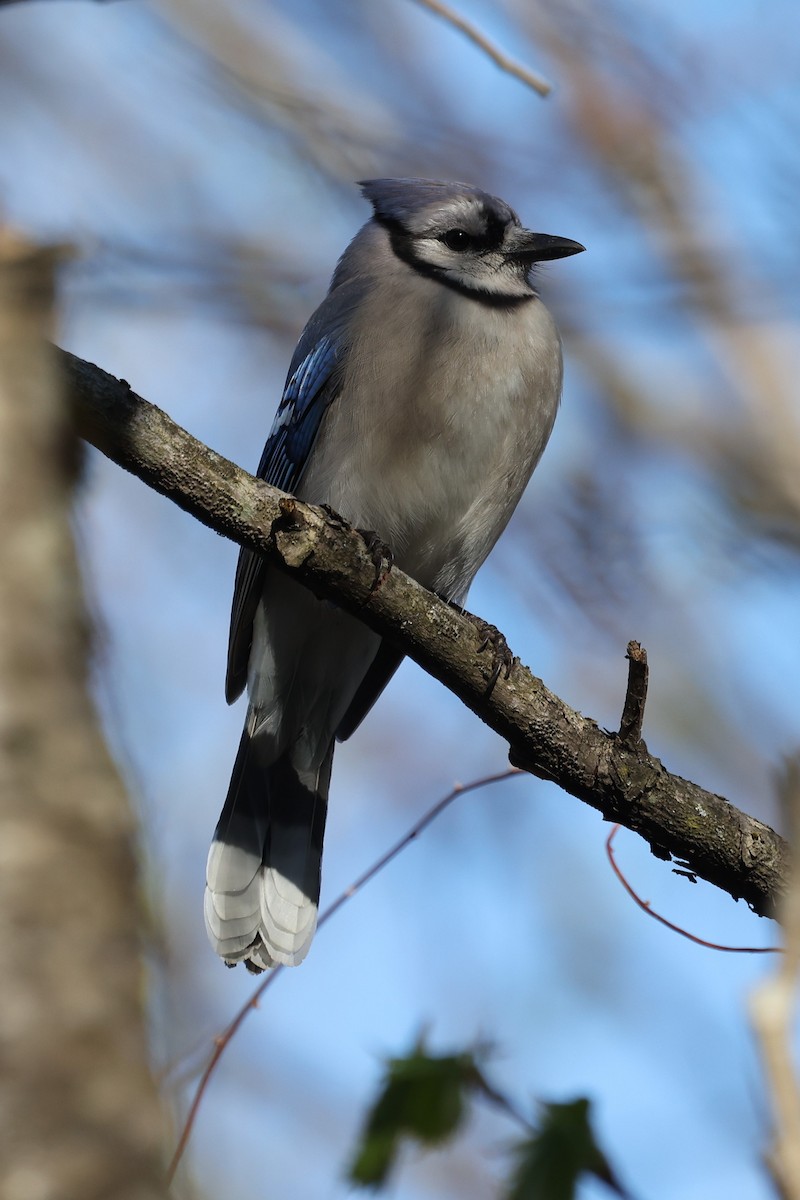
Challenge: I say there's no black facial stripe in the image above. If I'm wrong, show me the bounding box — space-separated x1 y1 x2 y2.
385 224 535 308
437 231 494 253
376 212 506 254
436 218 507 254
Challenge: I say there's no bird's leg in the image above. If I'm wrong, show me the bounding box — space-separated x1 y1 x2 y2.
473 617 514 695
441 598 515 696
318 505 392 599
357 528 394 598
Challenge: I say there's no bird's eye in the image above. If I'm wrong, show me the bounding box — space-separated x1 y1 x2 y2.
441 228 472 251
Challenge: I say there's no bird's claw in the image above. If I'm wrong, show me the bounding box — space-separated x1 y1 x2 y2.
358 528 394 598
471 617 514 695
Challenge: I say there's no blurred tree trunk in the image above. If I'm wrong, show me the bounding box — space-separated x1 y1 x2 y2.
0 234 165 1199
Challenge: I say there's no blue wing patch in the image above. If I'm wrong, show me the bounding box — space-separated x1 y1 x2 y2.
224 331 341 703
257 334 339 495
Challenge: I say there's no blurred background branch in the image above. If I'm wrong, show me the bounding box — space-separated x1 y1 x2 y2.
751 756 800 1200
410 0 552 97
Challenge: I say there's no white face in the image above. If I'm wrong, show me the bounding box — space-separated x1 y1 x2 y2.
401 196 534 299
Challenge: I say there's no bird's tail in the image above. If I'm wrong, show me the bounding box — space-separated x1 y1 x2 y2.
204 724 332 972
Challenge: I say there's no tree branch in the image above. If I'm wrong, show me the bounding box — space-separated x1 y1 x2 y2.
618 639 649 746
59 346 788 921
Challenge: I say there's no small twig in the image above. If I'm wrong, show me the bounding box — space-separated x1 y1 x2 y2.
476 1074 536 1135
606 825 779 954
618 640 649 745
410 0 552 97
167 767 523 1186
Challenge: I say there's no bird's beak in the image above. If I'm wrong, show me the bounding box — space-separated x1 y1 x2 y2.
508 228 585 263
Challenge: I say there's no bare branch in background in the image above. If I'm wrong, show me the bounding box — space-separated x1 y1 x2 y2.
157 0 402 180
61 346 788 919
525 0 800 560
607 825 779 955
410 0 552 97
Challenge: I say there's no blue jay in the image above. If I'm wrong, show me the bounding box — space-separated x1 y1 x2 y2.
205 178 583 972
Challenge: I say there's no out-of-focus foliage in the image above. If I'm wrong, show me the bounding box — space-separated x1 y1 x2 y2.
506 1099 624 1200
348 1040 624 1200
349 1041 482 1187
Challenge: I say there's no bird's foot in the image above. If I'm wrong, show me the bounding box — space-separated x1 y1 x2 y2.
319 502 350 530
357 528 394 598
465 613 515 696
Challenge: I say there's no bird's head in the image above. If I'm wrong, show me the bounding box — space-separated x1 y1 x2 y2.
359 177 584 301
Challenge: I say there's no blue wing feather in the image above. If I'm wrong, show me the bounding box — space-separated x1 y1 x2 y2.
225 268 369 704
257 334 339 495
225 330 343 703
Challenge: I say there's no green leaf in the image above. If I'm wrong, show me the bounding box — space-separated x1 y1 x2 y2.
348 1042 484 1189
505 1098 627 1200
